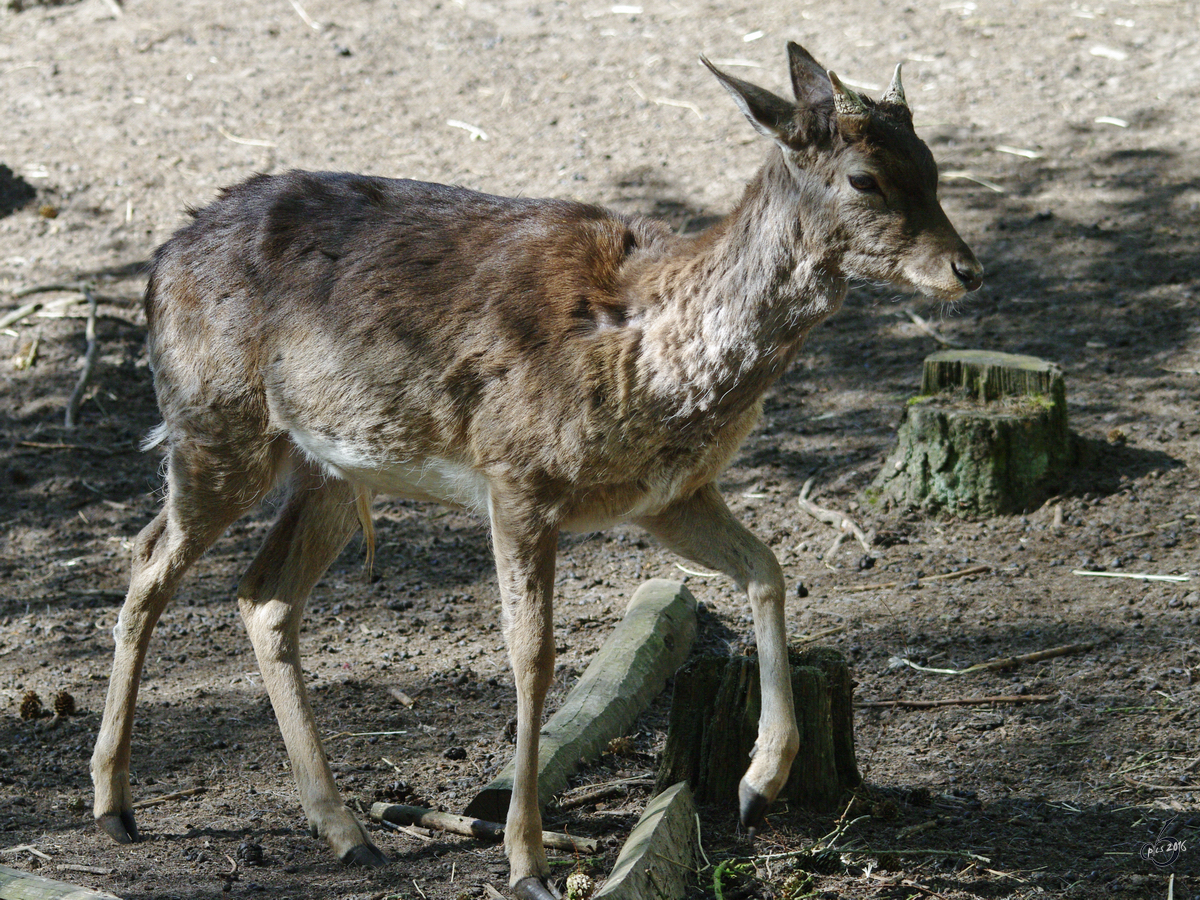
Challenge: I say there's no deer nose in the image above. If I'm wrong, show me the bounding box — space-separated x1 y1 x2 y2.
952 257 984 292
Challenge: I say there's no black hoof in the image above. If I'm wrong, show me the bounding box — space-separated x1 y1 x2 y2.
97 810 141 844
341 841 389 867
513 876 562 900
738 781 770 832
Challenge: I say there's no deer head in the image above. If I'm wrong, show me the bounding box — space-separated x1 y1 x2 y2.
704 42 983 302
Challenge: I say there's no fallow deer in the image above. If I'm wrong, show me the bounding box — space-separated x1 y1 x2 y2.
91 43 982 899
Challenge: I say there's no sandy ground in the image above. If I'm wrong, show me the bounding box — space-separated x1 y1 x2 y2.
1 1 1197 898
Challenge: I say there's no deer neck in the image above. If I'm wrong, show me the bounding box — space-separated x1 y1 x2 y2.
636 148 847 421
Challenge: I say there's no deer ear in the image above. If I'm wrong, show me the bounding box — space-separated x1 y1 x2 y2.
702 55 798 145
786 41 833 110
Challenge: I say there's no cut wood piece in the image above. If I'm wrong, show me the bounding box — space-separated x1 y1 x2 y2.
593 782 697 900
465 579 698 822
0 865 121 900
656 648 859 813
873 349 1075 516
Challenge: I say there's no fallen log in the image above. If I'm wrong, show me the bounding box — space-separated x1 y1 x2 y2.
465 579 697 821
0 865 121 900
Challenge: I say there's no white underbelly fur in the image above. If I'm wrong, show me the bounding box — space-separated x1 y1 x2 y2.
290 429 696 532
289 429 491 514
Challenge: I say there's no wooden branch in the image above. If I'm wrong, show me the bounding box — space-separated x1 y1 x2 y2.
895 642 1094 676
1122 775 1197 792
856 694 1056 709
369 803 598 853
15 441 115 457
797 478 872 552
553 783 626 811
793 624 848 646
1073 569 1191 584
131 786 205 809
0 294 89 331
840 564 991 593
0 846 51 861
54 866 111 877
10 282 91 300
64 290 99 430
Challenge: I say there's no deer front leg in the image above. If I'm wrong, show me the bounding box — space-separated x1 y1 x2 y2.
237 471 386 867
638 483 799 833
490 501 561 900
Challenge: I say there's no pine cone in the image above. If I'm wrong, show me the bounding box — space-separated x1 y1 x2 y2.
52 690 76 717
19 691 44 720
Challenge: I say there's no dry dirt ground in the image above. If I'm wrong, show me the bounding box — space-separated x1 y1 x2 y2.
1 1 1198 898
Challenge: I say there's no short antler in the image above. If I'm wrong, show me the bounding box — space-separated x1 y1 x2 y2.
827 71 869 120
880 62 907 108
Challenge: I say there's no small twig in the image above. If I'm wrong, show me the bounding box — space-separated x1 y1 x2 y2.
941 170 1006 193
1 844 53 860
840 563 991 593
894 642 1094 676
554 783 625 811
56 863 113 875
217 125 276 148
326 729 408 740
1122 775 1196 792
132 786 206 809
793 624 848 646
1074 569 1191 583
896 819 940 839
858 694 1057 709
446 119 489 141
370 803 598 853
378 819 434 841
904 308 961 348
287 0 322 30
864 870 952 900
798 478 872 552
650 97 703 119
695 813 712 871
850 847 992 864
64 289 99 429
388 686 415 707
563 774 654 793
675 563 724 578
1 293 89 330
15 440 115 456
10 281 91 299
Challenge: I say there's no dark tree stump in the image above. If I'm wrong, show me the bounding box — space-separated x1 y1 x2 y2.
872 349 1075 515
655 648 859 814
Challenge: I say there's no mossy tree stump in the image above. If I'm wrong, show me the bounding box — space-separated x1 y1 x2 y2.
655 648 859 814
872 349 1074 516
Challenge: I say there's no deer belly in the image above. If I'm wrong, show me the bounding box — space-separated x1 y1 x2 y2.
288 428 490 513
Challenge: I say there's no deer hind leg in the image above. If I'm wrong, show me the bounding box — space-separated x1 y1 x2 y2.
638 483 798 833
489 501 561 900
92 440 276 844
236 463 386 867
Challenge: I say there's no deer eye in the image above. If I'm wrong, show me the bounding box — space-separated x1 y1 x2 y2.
848 173 880 193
